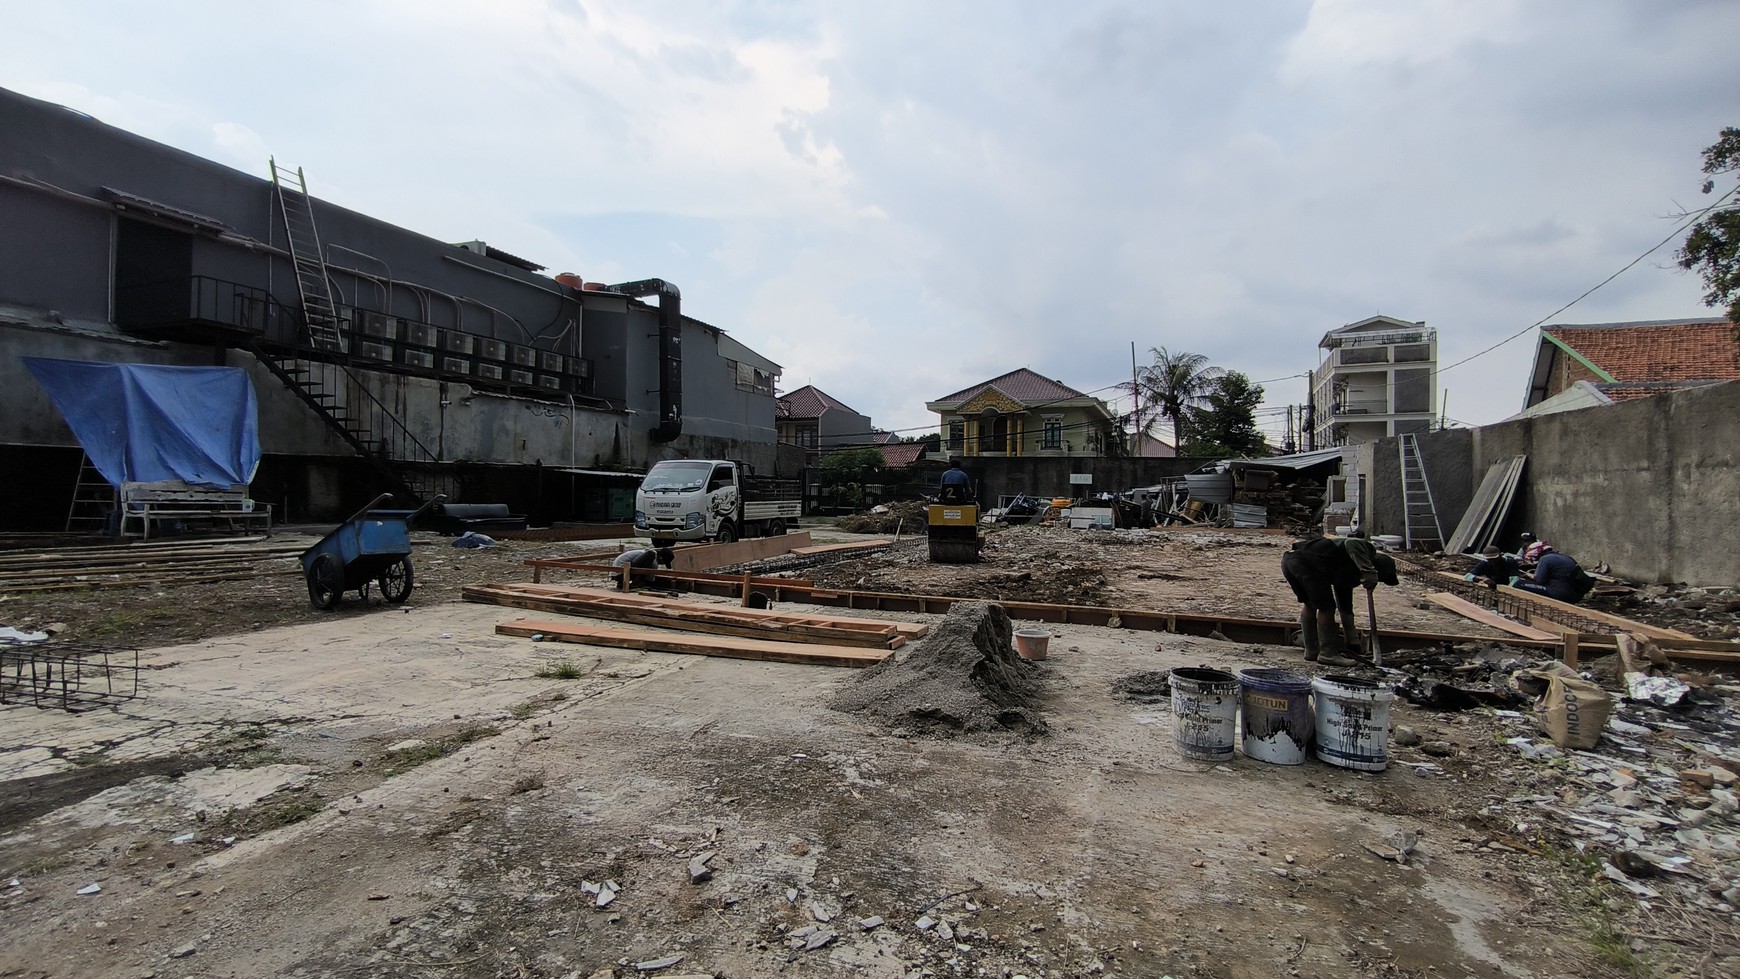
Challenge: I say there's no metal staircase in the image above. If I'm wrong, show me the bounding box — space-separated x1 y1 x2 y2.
250 348 456 505
268 158 347 354
65 453 116 533
1398 433 1443 551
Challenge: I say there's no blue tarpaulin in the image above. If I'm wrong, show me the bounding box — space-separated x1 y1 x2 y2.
24 358 261 489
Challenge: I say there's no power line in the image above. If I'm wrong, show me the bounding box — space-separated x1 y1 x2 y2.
1437 181 1740 378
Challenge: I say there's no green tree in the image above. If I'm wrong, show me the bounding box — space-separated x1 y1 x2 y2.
819 445 885 508
1678 127 1740 329
1181 372 1269 459
1124 347 1221 449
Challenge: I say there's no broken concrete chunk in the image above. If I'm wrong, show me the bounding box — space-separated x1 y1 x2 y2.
1684 770 1717 791
936 921 955 941
688 851 715 884
808 901 832 923
634 954 684 971
804 930 837 951
1392 726 1422 747
785 887 799 904
76 883 102 895
915 915 936 931
858 916 884 931
1420 741 1454 757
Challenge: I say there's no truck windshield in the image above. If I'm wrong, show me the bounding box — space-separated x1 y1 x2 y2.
641 461 712 493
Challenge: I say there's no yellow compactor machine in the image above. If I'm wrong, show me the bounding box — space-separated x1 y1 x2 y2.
927 502 984 563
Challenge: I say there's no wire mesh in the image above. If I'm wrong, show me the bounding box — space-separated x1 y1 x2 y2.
0 640 141 712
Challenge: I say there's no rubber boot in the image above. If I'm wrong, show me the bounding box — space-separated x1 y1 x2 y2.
1318 623 1357 668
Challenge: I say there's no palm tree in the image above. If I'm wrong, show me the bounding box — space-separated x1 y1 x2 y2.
1130 347 1221 450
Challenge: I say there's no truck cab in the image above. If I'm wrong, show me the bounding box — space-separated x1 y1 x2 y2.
634 459 801 543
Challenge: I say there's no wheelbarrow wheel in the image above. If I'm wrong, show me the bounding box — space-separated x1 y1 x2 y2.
307 554 343 610
379 558 415 604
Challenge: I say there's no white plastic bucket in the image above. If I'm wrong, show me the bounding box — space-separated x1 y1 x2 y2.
1170 667 1240 762
1312 674 1394 772
1013 629 1050 660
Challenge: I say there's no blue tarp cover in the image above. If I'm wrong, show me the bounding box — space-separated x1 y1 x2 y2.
24 358 262 489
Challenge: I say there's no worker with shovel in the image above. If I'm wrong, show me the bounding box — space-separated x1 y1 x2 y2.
1281 530 1393 667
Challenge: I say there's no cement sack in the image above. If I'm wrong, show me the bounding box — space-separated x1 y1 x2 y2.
1514 662 1611 750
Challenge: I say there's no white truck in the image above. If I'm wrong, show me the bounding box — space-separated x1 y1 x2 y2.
634 459 803 543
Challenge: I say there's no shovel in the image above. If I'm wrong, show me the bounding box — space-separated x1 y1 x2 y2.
1366 587 1383 668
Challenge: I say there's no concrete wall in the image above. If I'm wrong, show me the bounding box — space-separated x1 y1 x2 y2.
965 457 1204 504
1360 381 1740 586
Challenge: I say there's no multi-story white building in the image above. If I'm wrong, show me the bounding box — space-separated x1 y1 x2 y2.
1309 315 1437 447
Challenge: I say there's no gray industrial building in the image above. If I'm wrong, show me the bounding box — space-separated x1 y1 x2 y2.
0 85 791 529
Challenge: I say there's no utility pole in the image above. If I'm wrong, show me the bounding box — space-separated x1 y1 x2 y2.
1129 342 1141 454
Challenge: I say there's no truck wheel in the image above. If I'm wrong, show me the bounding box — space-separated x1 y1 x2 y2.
714 521 738 543
767 519 787 537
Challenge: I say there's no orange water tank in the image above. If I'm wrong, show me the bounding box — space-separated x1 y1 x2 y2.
554 272 584 289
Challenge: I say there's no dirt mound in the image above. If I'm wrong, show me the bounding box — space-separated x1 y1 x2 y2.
1110 670 1172 702
830 601 1046 735
835 501 929 535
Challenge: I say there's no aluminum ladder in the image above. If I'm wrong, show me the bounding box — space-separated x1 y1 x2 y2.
268 158 347 353
1398 433 1443 551
64 453 116 533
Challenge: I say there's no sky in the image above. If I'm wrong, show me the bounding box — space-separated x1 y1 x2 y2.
4 0 1736 445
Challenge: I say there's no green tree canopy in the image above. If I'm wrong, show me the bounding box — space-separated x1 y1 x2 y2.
1181 372 1269 459
1678 126 1740 328
818 445 885 484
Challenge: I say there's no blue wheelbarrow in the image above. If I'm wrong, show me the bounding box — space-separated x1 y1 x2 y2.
301 493 444 610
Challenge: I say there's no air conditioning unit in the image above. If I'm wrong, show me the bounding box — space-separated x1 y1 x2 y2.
402 349 436 369
477 338 507 362
573 357 592 379
537 374 564 391
359 311 399 339
509 345 537 367
357 341 393 362
538 351 565 373
442 330 475 355
475 363 504 381
441 356 472 374
508 368 534 386
405 323 437 347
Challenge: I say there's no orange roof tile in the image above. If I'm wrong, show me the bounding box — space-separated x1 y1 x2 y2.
1545 318 1740 383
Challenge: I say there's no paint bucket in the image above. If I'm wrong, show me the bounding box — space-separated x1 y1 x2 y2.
1312 674 1394 772
1238 668 1313 765
1013 629 1050 660
1170 667 1240 762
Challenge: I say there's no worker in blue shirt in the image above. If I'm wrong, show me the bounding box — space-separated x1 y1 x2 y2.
939 460 974 504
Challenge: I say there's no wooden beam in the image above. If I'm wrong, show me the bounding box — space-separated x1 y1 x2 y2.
1423 593 1561 641
667 532 813 571
466 583 927 637
497 619 889 668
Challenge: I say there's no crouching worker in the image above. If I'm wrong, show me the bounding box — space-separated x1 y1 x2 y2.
612 545 675 590
1513 545 1596 604
1465 545 1521 588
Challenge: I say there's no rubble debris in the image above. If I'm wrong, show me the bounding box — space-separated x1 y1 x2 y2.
687 852 715 884
582 880 621 908
830 601 1046 735
634 955 684 971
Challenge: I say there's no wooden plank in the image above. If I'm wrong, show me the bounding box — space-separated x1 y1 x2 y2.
497 619 889 668
463 585 905 648
1423 593 1562 641
465 583 927 639
788 540 892 557
668 532 814 571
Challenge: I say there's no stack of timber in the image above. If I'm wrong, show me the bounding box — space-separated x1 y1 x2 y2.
498 619 891 668
0 537 304 593
1444 456 1526 555
467 582 927 667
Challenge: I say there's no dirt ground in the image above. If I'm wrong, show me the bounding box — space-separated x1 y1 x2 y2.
1 523 1734 978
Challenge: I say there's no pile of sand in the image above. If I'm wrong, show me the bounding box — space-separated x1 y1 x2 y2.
830 601 1046 735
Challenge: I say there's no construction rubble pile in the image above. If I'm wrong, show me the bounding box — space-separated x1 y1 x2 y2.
1230 478 1325 536
1385 640 1740 914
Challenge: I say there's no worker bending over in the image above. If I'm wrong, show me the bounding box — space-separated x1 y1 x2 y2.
1281 529 1393 667
1512 545 1595 604
612 546 675 589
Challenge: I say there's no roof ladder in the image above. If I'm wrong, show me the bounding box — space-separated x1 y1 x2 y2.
1398 433 1443 551
268 158 347 354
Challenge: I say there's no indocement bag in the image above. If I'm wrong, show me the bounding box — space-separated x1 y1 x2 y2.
1515 662 1611 750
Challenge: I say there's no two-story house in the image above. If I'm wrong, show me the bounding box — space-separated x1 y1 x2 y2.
1310 315 1438 447
925 368 1120 458
776 385 873 464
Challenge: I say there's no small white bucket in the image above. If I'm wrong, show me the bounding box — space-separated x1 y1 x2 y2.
1013 629 1050 660
1312 674 1394 772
